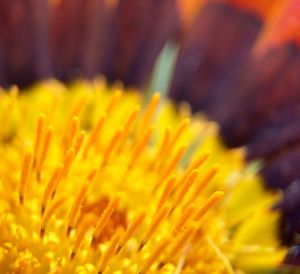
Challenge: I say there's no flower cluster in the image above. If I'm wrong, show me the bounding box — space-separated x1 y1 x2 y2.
0 80 285 273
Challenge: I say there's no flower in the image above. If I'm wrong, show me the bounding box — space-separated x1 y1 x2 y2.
0 79 285 273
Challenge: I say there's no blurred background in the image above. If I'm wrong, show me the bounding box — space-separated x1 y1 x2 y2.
1 0 300 258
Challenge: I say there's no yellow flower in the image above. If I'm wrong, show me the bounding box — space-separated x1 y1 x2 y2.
0 79 286 273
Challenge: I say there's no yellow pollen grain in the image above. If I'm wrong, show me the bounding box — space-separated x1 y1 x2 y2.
116 105 140 153
101 127 123 167
41 164 64 215
138 92 160 136
40 196 69 238
98 227 124 274
105 89 122 114
128 125 154 169
37 126 54 182
73 130 85 156
83 113 106 158
33 113 46 166
172 169 199 209
92 196 121 242
118 210 147 251
172 203 196 236
19 151 33 204
70 215 95 260
156 175 176 212
140 204 170 250
139 236 171 274
194 191 224 221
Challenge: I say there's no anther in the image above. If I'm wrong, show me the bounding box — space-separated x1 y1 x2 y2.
156 175 176 212
33 114 46 167
101 127 123 167
92 196 120 244
118 211 147 252
67 183 90 237
139 236 171 274
172 204 196 235
194 191 224 221
40 196 68 239
41 164 64 215
19 152 33 205
190 164 221 202
82 113 106 158
128 125 154 169
98 227 124 273
116 105 140 153
172 169 199 210
73 130 85 156
138 92 160 136
140 204 170 250
36 126 54 182
106 90 122 114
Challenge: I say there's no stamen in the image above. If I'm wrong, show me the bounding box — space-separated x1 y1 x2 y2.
106 90 122 114
172 204 196 236
41 164 64 215
73 130 85 156
92 196 120 244
64 116 80 150
70 215 95 260
155 146 187 191
116 105 140 153
117 211 147 252
33 114 46 167
172 169 199 210
98 227 124 274
82 113 106 158
36 127 54 182
40 196 68 238
67 183 89 237
166 118 190 155
101 127 123 167
139 236 171 274
177 152 210 187
149 127 170 171
160 222 197 267
139 204 170 251
194 191 224 221
190 164 220 202
138 92 160 136
128 125 154 169
62 148 75 177
19 152 33 204
156 175 176 212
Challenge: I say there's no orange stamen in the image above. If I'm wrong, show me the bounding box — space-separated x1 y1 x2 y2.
106 90 122 114
37 126 54 182
41 164 64 215
98 227 124 274
92 196 120 243
40 196 69 238
33 114 46 166
19 152 33 204
82 113 106 158
172 204 196 236
139 204 170 250
194 191 224 221
139 236 171 274
156 175 176 212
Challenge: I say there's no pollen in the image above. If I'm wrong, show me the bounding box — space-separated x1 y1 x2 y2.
0 79 286 273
